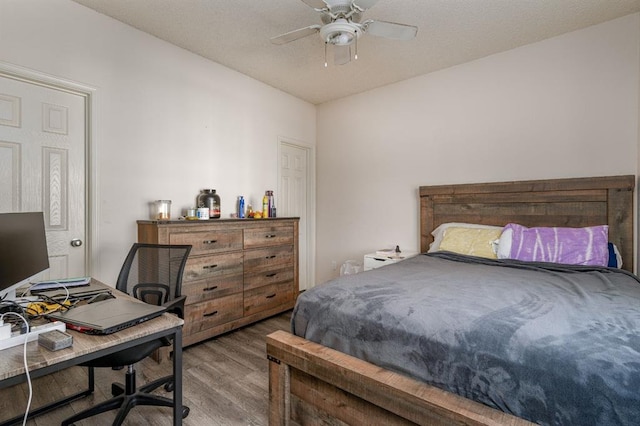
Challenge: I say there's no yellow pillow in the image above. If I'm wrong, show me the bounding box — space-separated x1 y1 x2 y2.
438 227 502 259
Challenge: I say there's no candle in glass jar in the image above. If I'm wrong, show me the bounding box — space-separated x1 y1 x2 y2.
155 200 171 220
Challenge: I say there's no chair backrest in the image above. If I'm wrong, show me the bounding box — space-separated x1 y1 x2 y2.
116 243 191 307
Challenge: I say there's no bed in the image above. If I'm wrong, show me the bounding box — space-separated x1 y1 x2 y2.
267 175 637 426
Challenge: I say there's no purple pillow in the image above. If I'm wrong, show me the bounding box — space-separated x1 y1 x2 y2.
498 223 609 266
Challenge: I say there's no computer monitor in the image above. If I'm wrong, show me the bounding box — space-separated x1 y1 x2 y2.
0 212 50 300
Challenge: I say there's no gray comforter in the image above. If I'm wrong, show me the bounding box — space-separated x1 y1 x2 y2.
292 252 640 425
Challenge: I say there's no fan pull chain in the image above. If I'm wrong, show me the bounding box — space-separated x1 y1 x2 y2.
354 30 358 60
324 42 328 67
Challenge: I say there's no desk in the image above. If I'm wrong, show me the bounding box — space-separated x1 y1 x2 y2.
0 282 184 426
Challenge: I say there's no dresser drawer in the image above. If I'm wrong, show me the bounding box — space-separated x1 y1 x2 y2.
184 293 243 336
363 252 419 271
244 245 294 272
243 225 294 249
184 252 243 283
182 273 243 304
170 229 242 254
244 281 293 317
244 266 294 291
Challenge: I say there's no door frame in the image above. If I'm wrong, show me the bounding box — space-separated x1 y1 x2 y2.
278 136 316 290
0 61 98 276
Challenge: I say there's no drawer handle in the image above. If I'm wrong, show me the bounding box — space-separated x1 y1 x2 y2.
266 273 277 278
373 257 386 262
203 239 218 244
203 310 219 317
265 255 277 259
203 264 218 270
265 234 277 239
265 293 276 299
203 286 218 292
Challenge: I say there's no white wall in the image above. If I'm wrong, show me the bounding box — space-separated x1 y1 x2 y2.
2 2 637 287
316 14 640 284
0 0 316 283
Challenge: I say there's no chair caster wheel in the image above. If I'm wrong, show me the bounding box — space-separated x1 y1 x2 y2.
164 381 174 392
182 406 190 419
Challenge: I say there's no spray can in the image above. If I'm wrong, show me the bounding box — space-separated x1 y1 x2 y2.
267 190 276 218
237 196 245 218
262 192 269 218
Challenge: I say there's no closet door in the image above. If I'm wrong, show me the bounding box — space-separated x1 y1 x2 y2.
279 141 311 290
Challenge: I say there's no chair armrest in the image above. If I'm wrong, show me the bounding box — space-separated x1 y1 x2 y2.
163 295 187 319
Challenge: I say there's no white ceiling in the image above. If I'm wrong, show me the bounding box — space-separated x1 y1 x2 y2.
71 0 640 105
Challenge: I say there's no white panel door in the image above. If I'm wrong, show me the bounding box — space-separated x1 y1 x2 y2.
279 143 310 290
0 75 86 280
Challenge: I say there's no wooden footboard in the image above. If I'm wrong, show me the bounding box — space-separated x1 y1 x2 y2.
267 330 534 426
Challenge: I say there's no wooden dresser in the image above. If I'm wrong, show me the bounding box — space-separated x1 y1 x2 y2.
137 218 299 347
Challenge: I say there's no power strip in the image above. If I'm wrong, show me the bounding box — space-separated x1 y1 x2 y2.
0 321 66 351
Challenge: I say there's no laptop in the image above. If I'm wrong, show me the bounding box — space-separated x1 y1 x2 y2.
46 298 166 335
32 281 113 302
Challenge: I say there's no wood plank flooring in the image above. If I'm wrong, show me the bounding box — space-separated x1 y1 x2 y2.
0 311 291 426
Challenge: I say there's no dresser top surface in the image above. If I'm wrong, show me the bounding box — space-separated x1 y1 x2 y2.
138 217 299 225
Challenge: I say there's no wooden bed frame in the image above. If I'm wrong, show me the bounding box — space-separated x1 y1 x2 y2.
267 175 635 425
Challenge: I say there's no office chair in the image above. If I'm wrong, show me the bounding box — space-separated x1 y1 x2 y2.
62 243 192 426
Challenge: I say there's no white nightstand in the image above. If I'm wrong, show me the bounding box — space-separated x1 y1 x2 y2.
363 251 419 271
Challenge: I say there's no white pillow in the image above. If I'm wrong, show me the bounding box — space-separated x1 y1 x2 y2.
496 227 513 259
429 222 504 253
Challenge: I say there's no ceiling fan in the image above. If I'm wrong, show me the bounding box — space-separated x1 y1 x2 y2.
271 0 418 66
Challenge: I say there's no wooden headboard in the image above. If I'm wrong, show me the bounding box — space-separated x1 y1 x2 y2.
419 175 635 272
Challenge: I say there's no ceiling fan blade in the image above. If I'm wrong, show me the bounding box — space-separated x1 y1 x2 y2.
353 0 380 10
334 45 351 65
300 0 327 9
364 20 418 40
270 25 321 45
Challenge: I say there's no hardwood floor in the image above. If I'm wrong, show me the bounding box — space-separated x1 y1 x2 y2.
0 311 291 426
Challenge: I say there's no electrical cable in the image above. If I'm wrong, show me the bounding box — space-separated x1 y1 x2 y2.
21 282 71 305
33 294 73 313
0 300 28 333
15 284 73 319
0 312 32 426
0 285 72 425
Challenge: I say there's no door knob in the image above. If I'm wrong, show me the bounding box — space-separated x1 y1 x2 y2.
70 238 83 247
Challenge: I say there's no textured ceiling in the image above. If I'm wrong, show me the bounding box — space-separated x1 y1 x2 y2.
71 0 640 105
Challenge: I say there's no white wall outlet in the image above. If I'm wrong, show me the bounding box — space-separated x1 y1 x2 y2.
331 261 337 271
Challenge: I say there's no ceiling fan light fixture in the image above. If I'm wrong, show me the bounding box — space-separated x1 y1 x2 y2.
320 19 360 46
331 31 354 45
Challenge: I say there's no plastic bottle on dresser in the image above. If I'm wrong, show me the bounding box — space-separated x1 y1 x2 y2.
237 196 245 218
196 189 221 219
